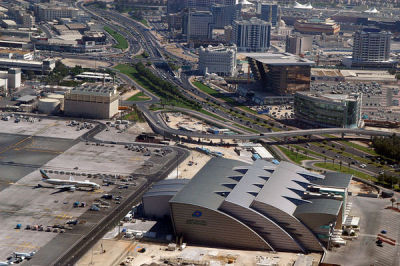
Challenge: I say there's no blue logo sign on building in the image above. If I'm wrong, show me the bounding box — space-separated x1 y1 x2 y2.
192 210 202 217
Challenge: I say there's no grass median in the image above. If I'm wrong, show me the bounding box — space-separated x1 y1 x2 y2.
127 91 150 101
314 162 375 181
104 26 128 50
115 63 201 110
278 146 314 165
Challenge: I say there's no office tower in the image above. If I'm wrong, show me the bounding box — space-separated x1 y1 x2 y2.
183 11 213 40
352 28 391 63
211 4 239 29
260 4 280 27
232 17 271 52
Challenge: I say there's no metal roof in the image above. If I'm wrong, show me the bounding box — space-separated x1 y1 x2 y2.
294 198 342 217
246 52 315 66
16 95 37 102
170 158 349 217
143 179 189 198
170 158 249 210
313 172 352 188
254 161 312 215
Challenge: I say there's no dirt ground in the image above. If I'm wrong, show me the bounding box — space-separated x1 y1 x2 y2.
166 149 211 179
121 89 141 101
348 180 379 195
60 58 112 68
78 240 322 266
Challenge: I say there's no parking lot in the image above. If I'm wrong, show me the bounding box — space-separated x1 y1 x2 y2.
0 139 163 263
323 195 400 266
0 115 91 140
0 117 179 263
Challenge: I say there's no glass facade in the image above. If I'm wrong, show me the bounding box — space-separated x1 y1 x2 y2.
294 93 362 128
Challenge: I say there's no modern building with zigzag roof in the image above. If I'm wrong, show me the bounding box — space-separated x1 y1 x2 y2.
169 158 351 252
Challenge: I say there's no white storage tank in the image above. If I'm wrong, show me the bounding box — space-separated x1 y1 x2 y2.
38 98 60 114
46 93 65 110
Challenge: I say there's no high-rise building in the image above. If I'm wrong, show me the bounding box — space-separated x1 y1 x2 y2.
260 4 280 27
183 11 213 40
211 4 239 29
198 44 237 76
232 17 271 52
285 35 312 55
352 28 391 64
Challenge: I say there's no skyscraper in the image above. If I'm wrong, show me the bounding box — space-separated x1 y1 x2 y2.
352 28 391 63
260 4 280 27
232 17 271 52
211 4 239 29
183 11 213 40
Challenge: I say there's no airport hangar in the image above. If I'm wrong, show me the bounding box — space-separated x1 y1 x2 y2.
143 158 351 252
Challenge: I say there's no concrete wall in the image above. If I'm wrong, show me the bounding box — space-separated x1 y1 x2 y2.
143 195 173 219
64 99 118 119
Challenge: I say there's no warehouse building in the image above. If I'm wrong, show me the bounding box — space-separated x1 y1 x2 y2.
168 158 351 252
64 83 119 119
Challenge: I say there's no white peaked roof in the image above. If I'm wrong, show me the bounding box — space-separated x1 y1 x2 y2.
294 1 313 9
364 7 379 13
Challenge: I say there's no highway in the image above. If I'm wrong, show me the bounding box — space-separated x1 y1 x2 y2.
76 2 399 179
74 3 397 141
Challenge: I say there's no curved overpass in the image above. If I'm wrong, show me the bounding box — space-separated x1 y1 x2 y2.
142 107 395 140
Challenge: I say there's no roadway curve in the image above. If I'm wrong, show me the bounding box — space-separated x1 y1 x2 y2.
78 2 397 141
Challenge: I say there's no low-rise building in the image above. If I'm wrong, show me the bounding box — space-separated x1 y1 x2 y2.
64 83 119 119
294 19 340 35
0 49 33 60
0 58 54 73
198 44 237 76
294 91 362 128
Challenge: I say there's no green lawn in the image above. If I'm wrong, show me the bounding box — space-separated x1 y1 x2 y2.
192 81 236 104
199 109 227 122
115 64 200 110
104 26 128 50
291 144 324 158
278 146 314 165
140 19 148 27
314 162 375 181
127 91 150 101
339 141 378 156
233 123 259 133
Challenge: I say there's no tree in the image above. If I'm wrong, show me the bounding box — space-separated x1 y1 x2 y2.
390 197 396 208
